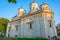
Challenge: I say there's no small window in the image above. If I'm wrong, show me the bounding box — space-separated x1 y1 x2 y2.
48 20 52 27
33 7 34 10
49 21 51 27
48 36 50 38
15 35 17 37
28 22 33 29
15 25 18 31
30 23 32 29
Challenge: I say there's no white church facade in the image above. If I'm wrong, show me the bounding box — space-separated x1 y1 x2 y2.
6 2 57 38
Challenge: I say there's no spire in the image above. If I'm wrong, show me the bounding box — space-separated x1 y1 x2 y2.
18 5 23 10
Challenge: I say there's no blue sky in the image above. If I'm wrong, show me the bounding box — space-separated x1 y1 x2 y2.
0 0 60 25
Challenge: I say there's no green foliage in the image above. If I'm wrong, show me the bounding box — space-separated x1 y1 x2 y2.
57 32 60 36
0 38 48 40
0 18 9 33
8 0 16 3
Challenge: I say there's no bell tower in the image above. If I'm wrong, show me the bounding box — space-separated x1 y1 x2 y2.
18 7 25 16
40 3 57 38
40 4 49 10
30 1 38 13
40 3 54 17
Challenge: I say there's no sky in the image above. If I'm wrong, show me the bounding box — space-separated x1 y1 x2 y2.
0 0 60 25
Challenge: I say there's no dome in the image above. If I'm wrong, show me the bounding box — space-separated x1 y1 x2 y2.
30 2 38 12
18 8 24 12
40 3 49 10
18 8 25 16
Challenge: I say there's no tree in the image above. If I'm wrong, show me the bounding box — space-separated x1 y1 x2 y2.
56 23 60 36
0 18 9 37
56 23 60 28
8 0 17 3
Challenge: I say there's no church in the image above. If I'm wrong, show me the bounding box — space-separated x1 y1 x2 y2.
6 1 57 38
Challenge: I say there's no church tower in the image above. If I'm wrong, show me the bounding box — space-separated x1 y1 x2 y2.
40 4 49 10
18 7 25 16
30 2 38 13
40 3 57 38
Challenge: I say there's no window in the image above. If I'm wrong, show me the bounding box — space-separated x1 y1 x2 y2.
48 20 52 27
49 21 51 27
15 35 17 37
28 22 33 29
30 23 32 29
15 25 18 31
33 7 34 10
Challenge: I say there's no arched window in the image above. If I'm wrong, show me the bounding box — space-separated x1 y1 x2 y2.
33 7 34 10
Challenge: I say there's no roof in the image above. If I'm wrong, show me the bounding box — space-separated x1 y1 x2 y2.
8 9 54 23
